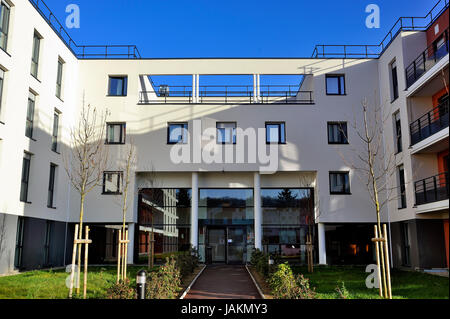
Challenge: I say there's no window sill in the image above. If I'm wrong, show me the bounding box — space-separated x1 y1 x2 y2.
51 149 60 154
47 206 57 210
328 142 349 145
391 97 399 103
0 120 5 125
106 95 127 97
56 95 64 103
330 192 352 195
30 73 41 83
0 46 10 57
105 142 126 145
266 142 287 145
21 201 32 204
26 136 37 142
398 206 407 210
167 142 188 145
102 192 122 195
326 93 347 96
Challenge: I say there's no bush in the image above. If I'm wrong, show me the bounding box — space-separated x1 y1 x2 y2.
336 281 350 299
269 263 316 299
250 249 270 277
106 279 135 299
176 247 199 278
146 256 181 299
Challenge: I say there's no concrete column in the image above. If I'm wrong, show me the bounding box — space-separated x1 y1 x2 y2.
253 74 257 103
191 172 199 249
127 223 135 264
196 74 200 102
318 222 327 265
256 74 261 102
254 172 262 250
192 74 196 103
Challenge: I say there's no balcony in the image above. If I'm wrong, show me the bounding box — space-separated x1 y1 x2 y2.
410 97 449 146
414 172 449 206
405 29 449 88
139 85 314 105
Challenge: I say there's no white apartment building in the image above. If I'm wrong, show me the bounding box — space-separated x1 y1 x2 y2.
0 0 448 274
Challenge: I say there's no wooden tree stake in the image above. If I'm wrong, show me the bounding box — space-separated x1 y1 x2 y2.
83 226 90 299
68 224 79 298
373 225 383 298
383 224 392 299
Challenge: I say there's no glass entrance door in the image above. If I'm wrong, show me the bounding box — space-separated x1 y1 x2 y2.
208 228 226 263
227 227 246 264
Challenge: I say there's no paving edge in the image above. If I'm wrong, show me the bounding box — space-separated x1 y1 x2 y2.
245 264 266 299
179 265 207 299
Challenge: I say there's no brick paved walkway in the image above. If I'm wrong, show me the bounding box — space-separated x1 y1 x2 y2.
185 265 261 299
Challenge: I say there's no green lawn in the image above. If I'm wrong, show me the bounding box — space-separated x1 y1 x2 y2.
292 266 449 299
0 266 157 299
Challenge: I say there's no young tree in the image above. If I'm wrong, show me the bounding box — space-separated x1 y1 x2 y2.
63 103 109 297
337 96 397 299
116 139 137 282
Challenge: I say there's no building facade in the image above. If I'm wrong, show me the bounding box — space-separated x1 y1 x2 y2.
0 0 448 274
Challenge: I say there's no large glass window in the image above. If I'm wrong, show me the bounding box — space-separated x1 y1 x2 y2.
326 74 346 95
108 76 127 96
329 172 350 194
26 91 36 139
102 171 123 194
31 32 41 78
390 60 399 101
14 217 25 269
137 188 192 264
0 1 10 52
328 122 348 144
51 110 60 152
393 111 402 153
261 188 314 262
398 164 406 209
47 164 57 208
167 122 188 144
106 123 126 144
216 122 236 144
266 122 286 144
20 152 31 202
56 59 64 99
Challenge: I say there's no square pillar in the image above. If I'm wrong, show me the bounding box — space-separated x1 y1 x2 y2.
127 223 135 264
318 222 327 265
190 172 199 249
254 172 262 250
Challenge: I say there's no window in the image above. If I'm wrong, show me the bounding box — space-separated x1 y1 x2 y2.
390 60 399 101
216 122 236 144
326 74 346 95
266 122 286 144
393 111 402 153
31 32 41 78
47 164 57 208
327 122 348 144
329 172 350 194
43 221 52 266
56 59 64 99
14 217 25 269
102 171 123 194
0 1 10 52
51 110 60 152
0 68 4 118
26 91 35 138
167 122 188 144
106 123 126 144
401 222 411 267
398 165 406 209
20 152 32 202
108 76 127 96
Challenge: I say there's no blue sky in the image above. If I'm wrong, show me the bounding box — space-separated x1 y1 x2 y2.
41 0 436 58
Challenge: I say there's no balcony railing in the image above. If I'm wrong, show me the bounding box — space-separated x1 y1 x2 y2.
410 97 449 145
311 0 449 58
139 85 314 104
415 172 449 205
405 29 449 88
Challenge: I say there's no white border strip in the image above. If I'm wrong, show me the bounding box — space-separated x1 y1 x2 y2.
179 265 207 299
245 264 266 299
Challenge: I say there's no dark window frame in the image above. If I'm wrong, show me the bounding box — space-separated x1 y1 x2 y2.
106 122 126 145
31 31 42 79
325 74 346 95
216 121 237 145
55 58 64 99
327 122 349 144
14 217 25 269
20 152 32 203
25 91 36 139
51 110 60 152
107 76 128 96
47 163 57 208
401 222 411 267
329 171 351 195
102 171 123 195
43 220 52 266
0 68 4 118
0 1 11 53
265 122 286 144
394 111 402 153
167 122 188 144
390 60 399 102
398 165 406 209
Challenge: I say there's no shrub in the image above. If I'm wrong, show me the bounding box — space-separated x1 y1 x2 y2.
269 263 316 299
250 248 270 278
106 279 135 299
176 247 199 278
146 256 181 299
